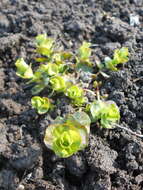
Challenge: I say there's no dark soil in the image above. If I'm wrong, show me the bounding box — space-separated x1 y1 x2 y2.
0 0 143 190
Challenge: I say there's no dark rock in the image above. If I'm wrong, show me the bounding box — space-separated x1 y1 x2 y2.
135 174 143 185
101 42 121 55
126 160 138 170
10 145 41 170
0 14 10 33
83 173 111 190
64 20 84 33
122 108 136 125
130 0 143 6
0 122 8 153
0 169 19 190
65 154 87 178
32 167 43 179
109 90 125 105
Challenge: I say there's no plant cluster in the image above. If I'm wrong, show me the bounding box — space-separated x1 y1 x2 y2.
15 34 129 157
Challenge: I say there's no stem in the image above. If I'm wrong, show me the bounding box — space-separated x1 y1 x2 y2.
48 90 54 98
83 89 96 96
115 124 143 138
96 88 100 101
133 77 143 82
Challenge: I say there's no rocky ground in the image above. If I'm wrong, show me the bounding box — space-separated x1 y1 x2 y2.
0 0 143 190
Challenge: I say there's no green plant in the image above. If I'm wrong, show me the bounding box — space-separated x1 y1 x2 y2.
104 47 129 71
76 41 94 72
50 75 67 92
66 85 86 106
16 33 143 158
31 96 53 114
15 58 33 79
44 111 91 157
87 100 120 129
35 33 54 58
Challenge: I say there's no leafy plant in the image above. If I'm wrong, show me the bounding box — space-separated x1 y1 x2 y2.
40 63 59 76
50 75 67 92
78 41 92 62
35 33 54 57
16 34 141 158
104 47 129 71
76 41 94 73
66 85 86 106
31 96 53 114
87 100 120 129
44 111 91 157
15 58 33 79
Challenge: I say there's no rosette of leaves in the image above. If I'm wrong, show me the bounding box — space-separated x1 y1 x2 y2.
52 52 73 73
35 33 54 57
88 100 120 129
66 85 86 106
44 111 91 158
31 96 53 114
50 75 67 92
78 41 91 62
104 47 129 71
76 41 94 73
15 58 33 79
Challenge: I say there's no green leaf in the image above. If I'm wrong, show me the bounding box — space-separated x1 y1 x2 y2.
76 62 93 73
40 63 59 76
89 100 120 129
35 34 54 57
15 58 33 79
31 84 45 95
90 100 105 121
31 96 52 114
66 85 83 99
66 85 86 106
78 41 91 61
113 47 129 64
72 97 86 106
35 57 49 62
50 76 66 92
53 116 65 124
52 53 63 65
61 52 73 60
35 33 47 46
71 111 91 131
104 47 129 71
104 57 118 71
101 101 120 129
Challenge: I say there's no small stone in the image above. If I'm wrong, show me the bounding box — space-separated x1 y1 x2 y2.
65 154 87 178
17 184 25 190
0 14 10 33
130 14 140 26
10 145 41 170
